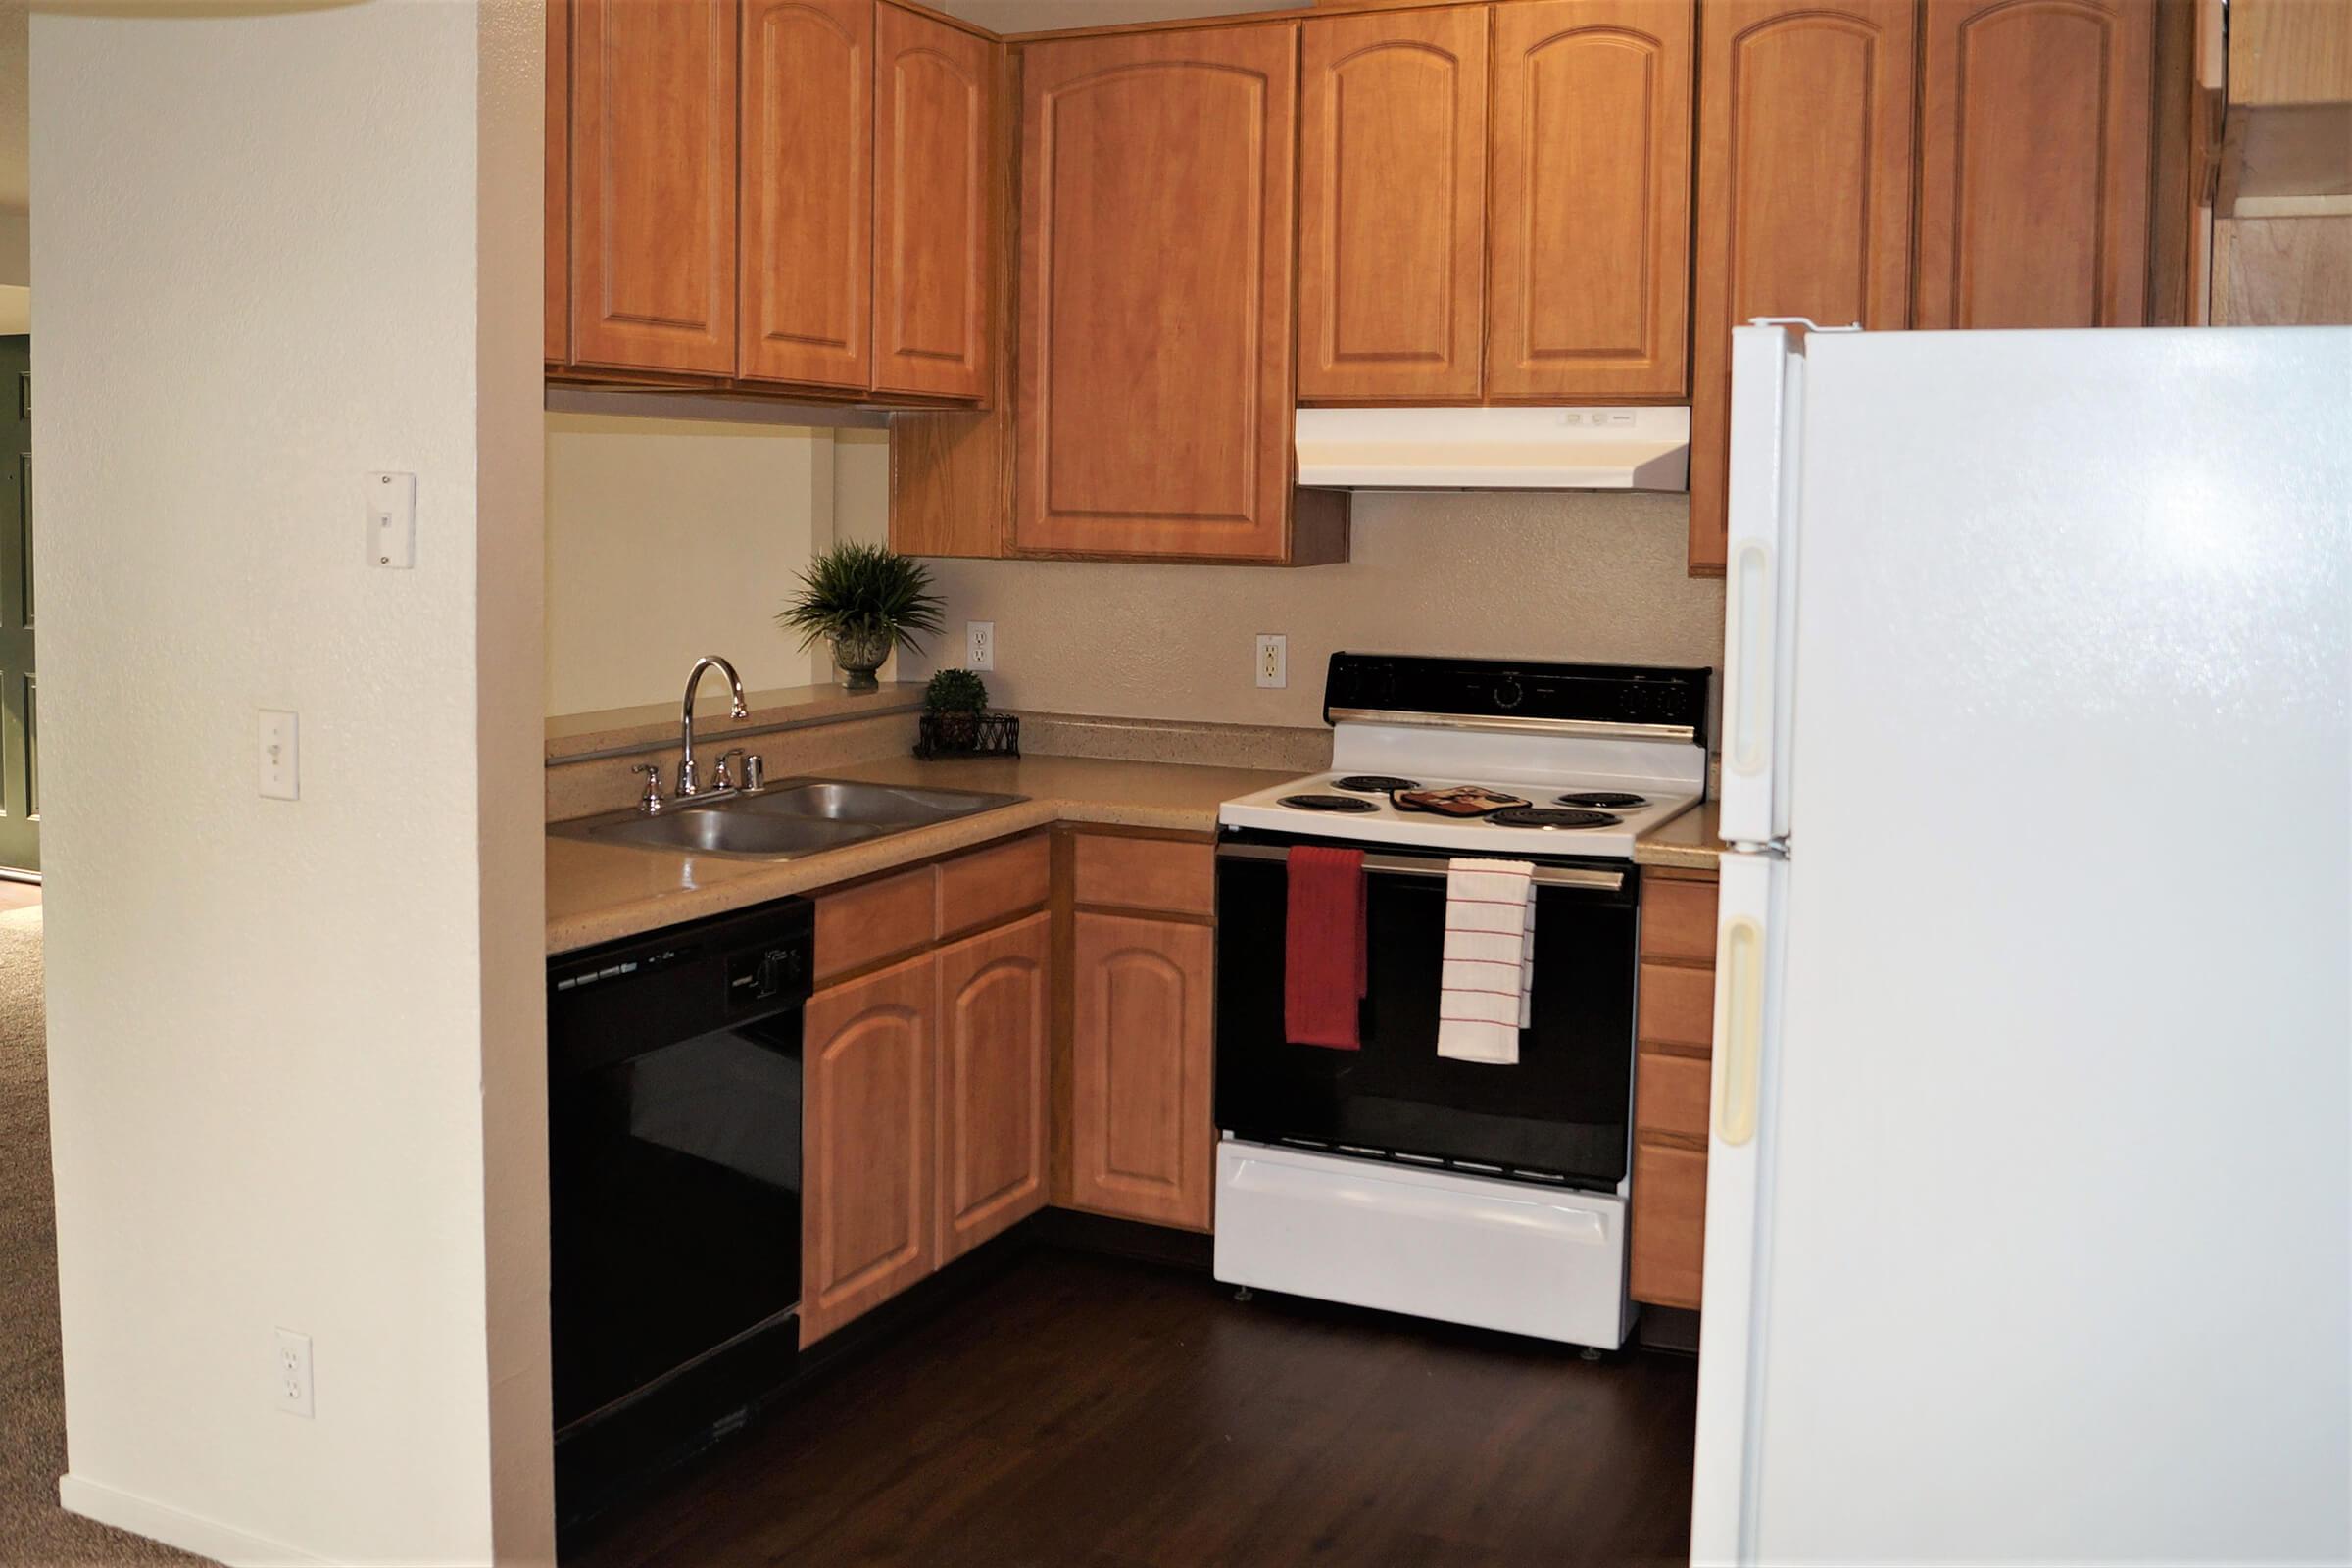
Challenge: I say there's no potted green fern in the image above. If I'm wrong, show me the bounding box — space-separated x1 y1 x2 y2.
777 543 945 692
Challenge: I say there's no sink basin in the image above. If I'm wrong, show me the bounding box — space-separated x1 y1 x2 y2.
549 776 1026 860
739 780 1023 827
564 807 885 858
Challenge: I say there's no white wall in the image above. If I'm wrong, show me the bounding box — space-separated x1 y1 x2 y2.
544 413 830 712
34 3 549 1563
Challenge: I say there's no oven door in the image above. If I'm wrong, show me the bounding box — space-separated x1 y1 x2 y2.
1213 828 1639 1189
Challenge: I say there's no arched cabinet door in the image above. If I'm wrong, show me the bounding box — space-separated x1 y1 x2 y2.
738 0 873 388
1687 0 1919 573
569 0 738 374
1069 911 1214 1232
1915 0 2156 330
936 912 1050 1262
802 951 936 1346
874 2 995 400
1487 0 1694 399
1297 5 1489 402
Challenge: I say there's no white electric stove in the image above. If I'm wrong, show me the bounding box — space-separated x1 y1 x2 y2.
1210 653 1715 1351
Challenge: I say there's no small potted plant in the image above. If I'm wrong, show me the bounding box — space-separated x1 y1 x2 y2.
777 542 945 693
923 668 990 750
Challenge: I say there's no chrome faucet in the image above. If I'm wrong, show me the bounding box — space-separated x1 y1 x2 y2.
677 655 750 798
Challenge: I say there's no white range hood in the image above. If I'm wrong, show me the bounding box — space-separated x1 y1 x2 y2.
1294 405 1690 492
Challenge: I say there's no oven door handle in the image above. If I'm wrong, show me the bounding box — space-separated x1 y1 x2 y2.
1214 841 1625 893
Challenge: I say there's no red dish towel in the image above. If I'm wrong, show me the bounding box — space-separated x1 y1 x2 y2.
1285 846 1367 1050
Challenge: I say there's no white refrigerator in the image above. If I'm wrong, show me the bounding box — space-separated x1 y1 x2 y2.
1691 324 2352 1565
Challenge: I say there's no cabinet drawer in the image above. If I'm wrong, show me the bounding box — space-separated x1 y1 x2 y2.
814 865 938 982
1630 1139 1708 1309
1072 833 1214 917
1636 1050 1710 1144
1641 876 1719 962
1638 960 1715 1051
939 833 1052 938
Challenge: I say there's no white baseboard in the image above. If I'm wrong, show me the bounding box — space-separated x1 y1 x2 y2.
58 1473 327 1567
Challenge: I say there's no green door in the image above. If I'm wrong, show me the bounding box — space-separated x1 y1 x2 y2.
0 337 34 874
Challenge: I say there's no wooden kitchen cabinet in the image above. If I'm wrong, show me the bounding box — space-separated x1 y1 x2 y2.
1297 5 1489 402
1068 907 1215 1232
738 0 873 389
567 0 739 375
803 950 938 1345
936 911 1051 1262
1914 0 2157 329
545 0 569 366
1630 866 1718 1310
1487 0 1694 400
873 1 995 400
1015 24 1345 564
1687 0 1918 574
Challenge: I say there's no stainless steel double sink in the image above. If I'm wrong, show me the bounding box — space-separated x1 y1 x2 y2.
550 778 1026 860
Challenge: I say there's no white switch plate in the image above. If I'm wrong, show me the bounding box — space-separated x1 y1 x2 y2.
1255 634 1288 690
966 621 996 671
258 710 299 801
273 1328 314 1418
368 471 416 569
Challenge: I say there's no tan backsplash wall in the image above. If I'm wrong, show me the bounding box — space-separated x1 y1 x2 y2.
836 462 1726 732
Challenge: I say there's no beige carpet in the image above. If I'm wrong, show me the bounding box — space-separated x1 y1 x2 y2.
0 907 213 1567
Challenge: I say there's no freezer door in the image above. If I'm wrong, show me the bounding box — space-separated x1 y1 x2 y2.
1706 327 2352 1563
1718 325 1805 845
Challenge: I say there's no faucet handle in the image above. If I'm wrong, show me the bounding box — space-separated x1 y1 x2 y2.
631 762 664 815
742 754 766 793
712 748 747 791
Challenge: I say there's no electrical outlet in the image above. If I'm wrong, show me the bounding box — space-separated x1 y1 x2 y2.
966 621 995 671
1255 634 1288 690
273 1328 314 1418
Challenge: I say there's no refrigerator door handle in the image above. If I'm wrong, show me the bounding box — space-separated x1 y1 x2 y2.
1713 913 1765 1146
1726 539 1775 782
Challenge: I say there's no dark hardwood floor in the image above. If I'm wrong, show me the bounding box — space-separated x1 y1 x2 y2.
571 1250 1698 1568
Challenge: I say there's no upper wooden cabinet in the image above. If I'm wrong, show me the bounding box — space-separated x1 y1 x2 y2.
874 3 996 400
1488 0 1694 399
739 0 873 389
1015 24 1339 564
1915 0 2157 329
568 0 740 374
545 0 569 366
1687 0 1918 572
550 0 997 401
1297 6 1490 401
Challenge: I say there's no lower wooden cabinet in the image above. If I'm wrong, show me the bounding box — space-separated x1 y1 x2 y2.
936 911 1051 1262
1068 908 1214 1232
802 951 938 1345
1629 866 1720 1310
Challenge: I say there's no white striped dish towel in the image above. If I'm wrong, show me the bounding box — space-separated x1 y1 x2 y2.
1437 858 1535 1065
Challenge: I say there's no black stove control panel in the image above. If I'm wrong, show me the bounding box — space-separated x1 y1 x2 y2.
1322 653 1711 746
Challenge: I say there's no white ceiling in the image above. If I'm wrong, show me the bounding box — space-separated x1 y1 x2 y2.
944 0 1307 31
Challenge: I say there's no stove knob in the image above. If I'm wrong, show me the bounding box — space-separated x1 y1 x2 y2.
1494 677 1523 710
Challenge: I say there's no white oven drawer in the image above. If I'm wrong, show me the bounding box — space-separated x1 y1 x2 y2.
1213 1140 1632 1349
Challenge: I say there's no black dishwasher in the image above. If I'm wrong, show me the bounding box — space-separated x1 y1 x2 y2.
546 897 812 1537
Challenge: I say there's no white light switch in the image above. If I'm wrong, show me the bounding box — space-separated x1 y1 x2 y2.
259 710 299 801
368 471 416 569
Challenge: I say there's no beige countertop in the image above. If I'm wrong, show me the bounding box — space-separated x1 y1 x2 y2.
547 755 1725 953
546 753 1295 953
1631 797 1724 872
